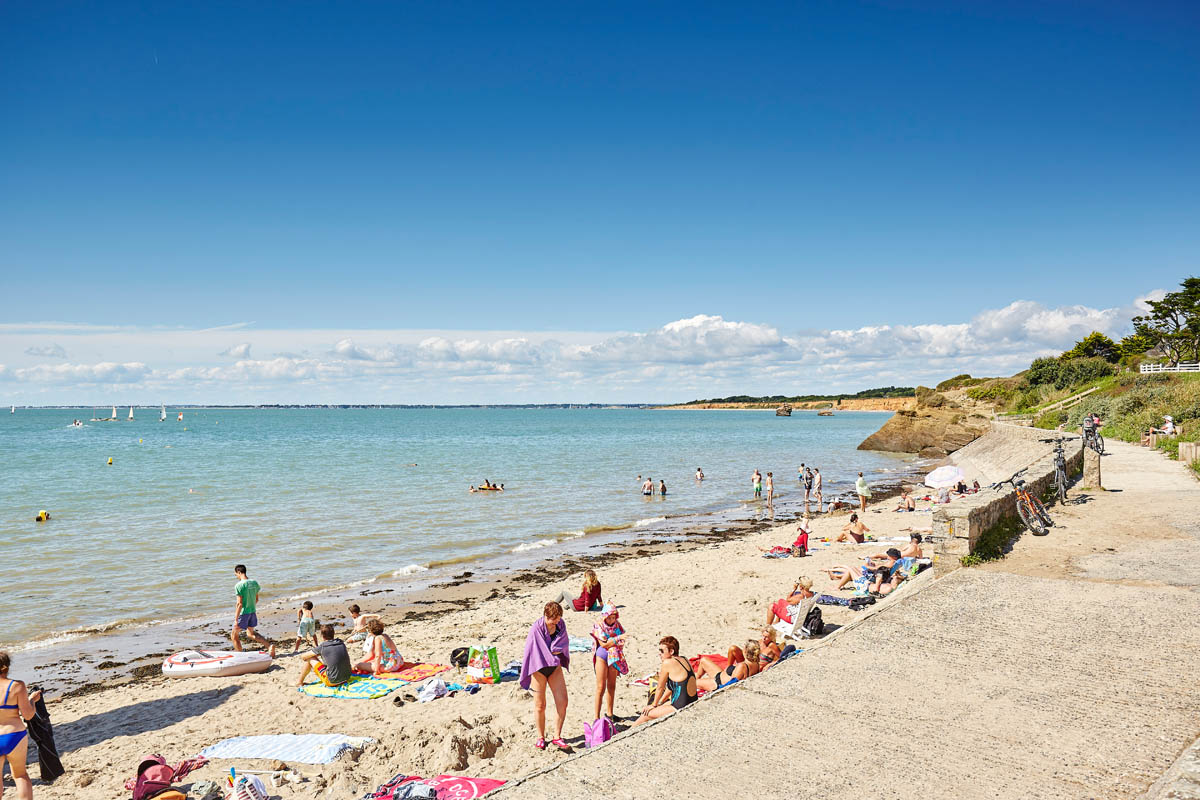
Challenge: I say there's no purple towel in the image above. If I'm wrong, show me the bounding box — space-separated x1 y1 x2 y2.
519 617 569 690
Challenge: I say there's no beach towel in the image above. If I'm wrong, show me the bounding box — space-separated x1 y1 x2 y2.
519 617 569 690
364 774 507 800
199 734 373 764
299 675 399 700
365 663 451 682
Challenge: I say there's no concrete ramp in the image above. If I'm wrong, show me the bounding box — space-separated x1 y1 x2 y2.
949 423 1063 485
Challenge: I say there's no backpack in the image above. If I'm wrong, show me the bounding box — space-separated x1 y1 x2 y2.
132 755 174 800
450 647 470 668
801 606 824 638
584 716 614 748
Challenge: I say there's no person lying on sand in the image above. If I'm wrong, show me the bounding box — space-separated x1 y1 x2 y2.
894 490 916 512
297 624 352 687
695 642 761 691
866 549 907 596
833 514 870 543
354 619 403 675
633 636 697 726
821 564 865 591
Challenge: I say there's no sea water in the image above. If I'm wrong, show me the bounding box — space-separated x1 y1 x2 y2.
0 407 908 652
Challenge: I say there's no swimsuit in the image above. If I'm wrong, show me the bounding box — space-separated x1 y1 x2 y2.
0 681 27 756
297 616 317 637
665 657 697 710
375 636 402 672
537 664 559 678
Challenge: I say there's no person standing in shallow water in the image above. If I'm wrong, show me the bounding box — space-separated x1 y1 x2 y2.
659 479 667 497
752 469 762 499
765 472 774 504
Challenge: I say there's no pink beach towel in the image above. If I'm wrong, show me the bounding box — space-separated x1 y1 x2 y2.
365 774 506 799
363 663 451 682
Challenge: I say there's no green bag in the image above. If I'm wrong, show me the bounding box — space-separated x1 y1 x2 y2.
466 645 500 681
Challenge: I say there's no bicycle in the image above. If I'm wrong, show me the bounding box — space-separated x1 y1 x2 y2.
990 468 1053 535
1039 436 1078 504
1081 418 1105 455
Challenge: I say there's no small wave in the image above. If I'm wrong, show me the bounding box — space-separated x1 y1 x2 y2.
583 523 632 534
390 564 430 577
511 539 558 553
560 530 585 538
634 516 666 528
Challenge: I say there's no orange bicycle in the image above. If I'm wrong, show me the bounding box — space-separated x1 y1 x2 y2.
990 468 1052 535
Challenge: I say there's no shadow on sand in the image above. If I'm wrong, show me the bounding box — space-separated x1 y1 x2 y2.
56 685 241 753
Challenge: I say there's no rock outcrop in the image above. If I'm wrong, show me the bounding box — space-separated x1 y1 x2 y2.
857 388 990 456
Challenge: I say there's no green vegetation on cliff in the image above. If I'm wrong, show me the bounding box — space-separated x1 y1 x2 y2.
683 386 914 405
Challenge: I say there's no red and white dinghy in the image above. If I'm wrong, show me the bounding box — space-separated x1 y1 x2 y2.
162 649 272 678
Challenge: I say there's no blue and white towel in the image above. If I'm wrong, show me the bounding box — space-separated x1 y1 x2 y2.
199 733 374 764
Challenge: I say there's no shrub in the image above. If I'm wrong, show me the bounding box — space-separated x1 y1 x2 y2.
915 386 948 408
1053 357 1115 390
1027 357 1062 386
1034 409 1067 429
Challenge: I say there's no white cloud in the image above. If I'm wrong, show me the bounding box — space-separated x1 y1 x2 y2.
0 292 1161 403
24 344 67 359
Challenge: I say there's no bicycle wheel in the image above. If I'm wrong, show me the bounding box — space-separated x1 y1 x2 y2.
1095 433 1105 455
1018 498 1048 535
1031 495 1053 527
1056 469 1068 503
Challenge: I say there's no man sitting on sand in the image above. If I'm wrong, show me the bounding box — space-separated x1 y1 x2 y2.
833 513 870 543
298 624 352 687
894 489 916 512
900 533 923 558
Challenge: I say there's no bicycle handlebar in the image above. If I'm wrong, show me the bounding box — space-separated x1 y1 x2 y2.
989 467 1029 491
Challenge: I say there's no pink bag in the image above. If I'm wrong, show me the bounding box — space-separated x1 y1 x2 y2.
583 717 614 748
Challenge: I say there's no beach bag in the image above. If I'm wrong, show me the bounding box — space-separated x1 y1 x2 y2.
848 596 874 611
450 647 470 668
801 606 824 638
131 755 174 800
230 774 268 800
584 717 615 748
466 645 500 682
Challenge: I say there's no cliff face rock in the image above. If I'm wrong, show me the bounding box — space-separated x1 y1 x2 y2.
857 407 990 456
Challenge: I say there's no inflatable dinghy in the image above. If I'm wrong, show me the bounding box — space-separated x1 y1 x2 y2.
162 649 272 678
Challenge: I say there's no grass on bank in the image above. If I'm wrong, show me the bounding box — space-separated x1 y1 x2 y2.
960 516 1023 567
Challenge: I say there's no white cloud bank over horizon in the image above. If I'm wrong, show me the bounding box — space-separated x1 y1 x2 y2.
0 292 1161 405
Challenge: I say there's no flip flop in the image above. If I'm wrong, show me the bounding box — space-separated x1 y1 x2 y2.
534 738 546 750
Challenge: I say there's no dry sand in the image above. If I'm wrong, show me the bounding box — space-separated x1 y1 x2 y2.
13 496 931 798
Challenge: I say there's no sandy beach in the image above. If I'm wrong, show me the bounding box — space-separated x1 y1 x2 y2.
14 487 933 799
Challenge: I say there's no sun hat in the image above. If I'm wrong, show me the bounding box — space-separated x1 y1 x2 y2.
600 603 618 619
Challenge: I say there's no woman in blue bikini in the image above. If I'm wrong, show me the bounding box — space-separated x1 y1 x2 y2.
0 651 40 800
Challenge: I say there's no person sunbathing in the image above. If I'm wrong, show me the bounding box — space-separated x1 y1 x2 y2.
894 490 916 511
821 564 866 591
758 628 782 666
695 643 761 691
766 577 816 627
354 618 403 675
900 533 923 558
633 636 697 726
866 549 902 595
833 514 870 543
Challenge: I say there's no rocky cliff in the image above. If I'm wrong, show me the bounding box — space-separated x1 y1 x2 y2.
857 389 990 456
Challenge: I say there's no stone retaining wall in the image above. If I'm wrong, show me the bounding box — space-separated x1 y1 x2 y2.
932 424 1084 556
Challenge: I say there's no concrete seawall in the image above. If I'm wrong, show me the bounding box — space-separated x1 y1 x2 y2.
933 423 1083 557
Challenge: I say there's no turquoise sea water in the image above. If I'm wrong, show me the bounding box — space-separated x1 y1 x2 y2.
0 407 906 652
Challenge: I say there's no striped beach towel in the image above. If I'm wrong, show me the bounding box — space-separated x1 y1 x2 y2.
199 734 373 764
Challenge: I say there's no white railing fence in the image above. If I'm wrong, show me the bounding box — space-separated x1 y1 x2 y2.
1140 362 1200 373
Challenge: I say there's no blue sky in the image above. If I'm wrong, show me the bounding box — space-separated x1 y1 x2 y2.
1 1 1197 402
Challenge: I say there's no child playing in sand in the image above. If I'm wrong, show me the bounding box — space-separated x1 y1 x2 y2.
294 600 318 652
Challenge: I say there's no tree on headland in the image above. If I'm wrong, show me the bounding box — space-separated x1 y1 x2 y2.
1132 277 1200 364
1062 331 1119 363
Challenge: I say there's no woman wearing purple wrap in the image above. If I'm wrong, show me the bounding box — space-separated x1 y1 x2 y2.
520 602 571 751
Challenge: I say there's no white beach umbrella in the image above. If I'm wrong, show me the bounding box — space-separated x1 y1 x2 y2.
924 465 965 489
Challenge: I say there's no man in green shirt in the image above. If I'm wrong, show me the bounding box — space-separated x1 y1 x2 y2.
232 564 275 655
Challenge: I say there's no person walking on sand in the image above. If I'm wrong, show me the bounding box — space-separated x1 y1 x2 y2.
294 600 318 653
752 469 762 499
0 651 41 800
520 602 571 752
765 472 774 504
813 468 823 512
856 472 872 511
231 565 275 656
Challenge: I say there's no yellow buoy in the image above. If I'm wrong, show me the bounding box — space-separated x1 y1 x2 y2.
107 457 113 465
139 438 143 443
35 510 49 522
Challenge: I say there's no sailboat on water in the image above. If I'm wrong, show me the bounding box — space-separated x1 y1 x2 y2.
110 406 117 421
128 405 134 421
9 405 13 414
160 404 167 422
